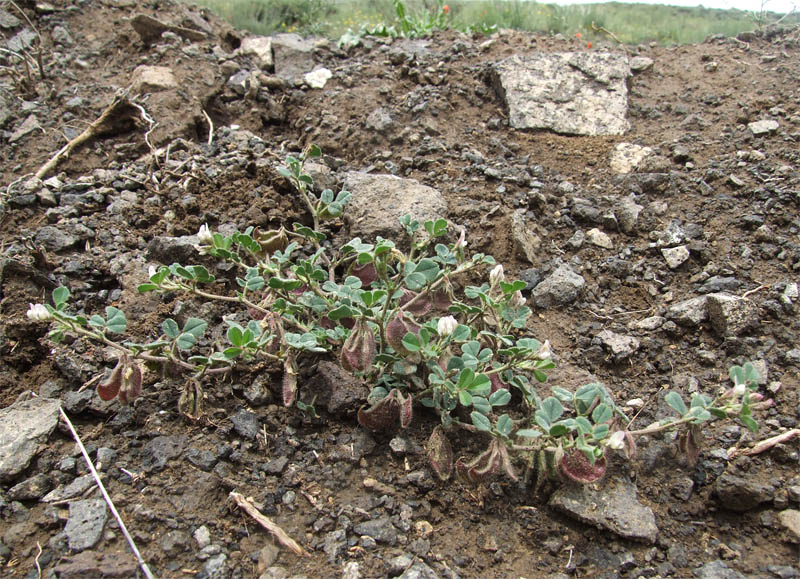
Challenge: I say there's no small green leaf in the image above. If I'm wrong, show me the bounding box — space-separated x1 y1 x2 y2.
471 396 491 414
458 390 473 406
552 387 573 403
495 414 513 437
665 391 688 416
137 283 159 293
541 397 564 423
740 415 758 432
88 314 105 329
575 416 593 434
183 318 208 339
105 307 127 334
489 388 511 407
227 324 244 347
592 423 610 440
516 428 541 439
52 286 70 307
549 424 570 437
591 403 612 424
162 318 179 338
402 332 421 352
471 411 491 432
176 333 197 350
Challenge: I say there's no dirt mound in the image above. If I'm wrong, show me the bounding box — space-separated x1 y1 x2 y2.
2 1 800 577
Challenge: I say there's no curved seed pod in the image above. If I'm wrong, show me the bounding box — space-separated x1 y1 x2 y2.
178 379 204 420
455 438 516 484
398 390 413 428
427 426 454 481
255 226 289 255
340 319 376 373
357 388 412 431
430 288 452 313
118 362 142 405
350 262 378 286
557 448 607 484
282 354 299 406
385 313 421 355
399 289 432 316
97 358 123 401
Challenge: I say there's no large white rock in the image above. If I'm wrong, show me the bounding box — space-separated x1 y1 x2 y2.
492 52 631 136
0 397 60 481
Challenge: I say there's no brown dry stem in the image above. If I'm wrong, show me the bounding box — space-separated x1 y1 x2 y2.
36 90 140 179
727 428 800 459
229 491 307 557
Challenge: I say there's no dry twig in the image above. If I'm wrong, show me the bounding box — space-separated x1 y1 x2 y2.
229 491 307 557
727 428 800 459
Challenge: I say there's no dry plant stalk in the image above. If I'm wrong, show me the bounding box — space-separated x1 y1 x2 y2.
229 491 307 557
36 90 140 179
728 428 800 459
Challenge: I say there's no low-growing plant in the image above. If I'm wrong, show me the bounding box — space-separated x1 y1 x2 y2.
29 145 772 490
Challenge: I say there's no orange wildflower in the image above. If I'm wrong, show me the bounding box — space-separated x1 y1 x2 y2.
575 32 581 39
443 4 450 13
587 41 592 49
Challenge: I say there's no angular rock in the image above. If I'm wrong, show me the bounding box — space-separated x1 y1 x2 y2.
65 499 107 552
7 473 53 500
0 397 60 481
549 476 658 543
666 296 708 327
661 245 690 269
778 509 800 542
53 551 138 579
629 56 654 72
615 196 643 233
146 234 201 264
365 107 393 133
629 315 665 331
9 114 40 144
596 330 640 362
240 36 274 70
532 265 585 308
694 560 746 579
698 276 742 294
271 33 316 80
748 119 779 136
586 228 613 249
130 13 207 44
610 143 653 174
706 293 759 337
42 474 95 503
142 435 185 472
492 52 631 136
131 65 177 93
512 210 542 263
343 172 447 242
353 516 397 545
305 67 332 89
399 562 440 579
231 409 260 440
713 473 773 511
309 361 370 417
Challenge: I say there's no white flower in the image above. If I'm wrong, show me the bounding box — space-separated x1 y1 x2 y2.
27 303 52 322
607 431 626 450
731 381 747 398
197 223 213 245
511 290 526 308
437 315 458 337
534 339 552 360
148 265 158 279
454 228 467 251
489 264 504 286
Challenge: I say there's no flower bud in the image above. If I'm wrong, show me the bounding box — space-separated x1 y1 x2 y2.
26 303 52 322
606 431 626 450
197 223 213 245
453 228 467 251
510 290 526 308
535 339 552 360
341 319 376 373
437 315 458 337
148 266 158 279
731 382 747 398
489 264 504 286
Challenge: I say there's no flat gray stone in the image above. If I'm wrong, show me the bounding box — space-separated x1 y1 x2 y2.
343 172 447 242
353 516 397 545
630 56 654 72
615 196 643 233
130 65 178 92
43 474 96 503
532 264 586 308
0 397 60 481
596 330 640 361
492 52 631 136
231 409 260 440
748 119 779 136
399 561 440 579
549 476 658 543
713 473 773 512
666 296 708 327
512 210 542 263
65 499 107 552
694 560 746 578
706 292 759 337
271 33 316 80
240 36 273 70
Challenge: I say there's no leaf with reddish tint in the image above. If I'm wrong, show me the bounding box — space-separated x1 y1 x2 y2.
97 359 123 401
118 363 142 405
427 426 453 481
351 262 378 286
340 319 376 373
489 372 505 393
679 425 702 466
557 448 607 484
357 388 410 431
282 355 298 406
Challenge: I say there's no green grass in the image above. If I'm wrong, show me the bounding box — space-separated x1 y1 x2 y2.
186 0 798 45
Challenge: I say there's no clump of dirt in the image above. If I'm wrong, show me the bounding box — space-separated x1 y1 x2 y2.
1 1 800 577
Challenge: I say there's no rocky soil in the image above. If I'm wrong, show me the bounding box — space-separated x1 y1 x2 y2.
2 1 800 577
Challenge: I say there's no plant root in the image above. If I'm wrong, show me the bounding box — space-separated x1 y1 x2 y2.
229 491 307 557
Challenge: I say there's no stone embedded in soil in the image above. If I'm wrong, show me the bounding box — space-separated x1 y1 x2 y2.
52 550 138 579
309 360 370 416
324 529 347 563
662 245 690 269
42 473 95 503
778 509 800 542
693 560 746 579
586 228 613 249
271 32 317 81
698 276 742 294
549 476 659 543
706 293 760 337
492 52 631 136
615 196 643 233
365 107 394 133
531 264 586 308
713 473 774 512
305 67 332 89
7 473 53 500
610 142 653 174
185 448 218 471
65 499 107 552
131 65 178 92
230 409 260 440
666 296 708 327
34 225 80 252
146 234 203 264
399 561 440 579
142 435 186 472
512 209 542 263
748 119 779 136
596 330 640 362
630 56 654 72
343 172 448 243
0 397 60 482
201 553 229 578
239 36 273 70
353 516 398 545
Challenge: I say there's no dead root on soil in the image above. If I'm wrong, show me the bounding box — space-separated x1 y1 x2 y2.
229 491 308 557
727 428 800 459
35 89 149 180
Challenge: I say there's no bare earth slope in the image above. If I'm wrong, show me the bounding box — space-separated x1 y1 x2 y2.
1 1 800 577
